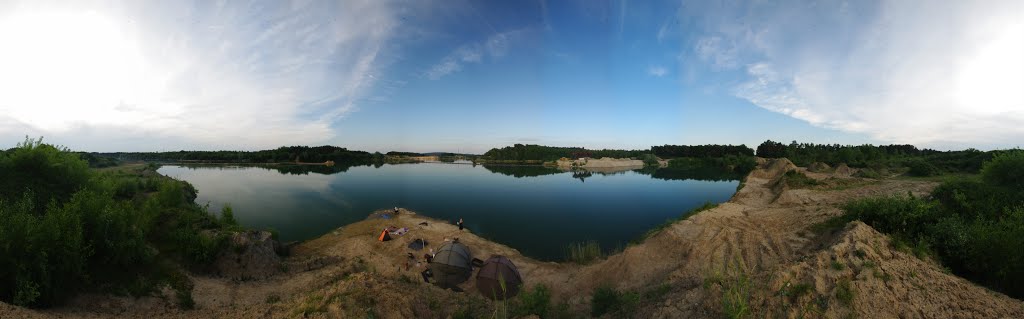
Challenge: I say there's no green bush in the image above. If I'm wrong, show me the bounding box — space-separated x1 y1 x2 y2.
590 285 639 317
0 138 244 307
906 159 938 177
780 171 822 189
514 284 552 318
840 153 1024 299
981 150 1024 189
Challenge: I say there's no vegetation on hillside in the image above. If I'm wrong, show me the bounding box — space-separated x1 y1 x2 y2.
651 144 754 158
0 138 244 308
482 144 649 162
756 140 992 175
829 151 1024 299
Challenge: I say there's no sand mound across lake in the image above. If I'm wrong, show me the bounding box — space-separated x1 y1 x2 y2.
4 159 1023 318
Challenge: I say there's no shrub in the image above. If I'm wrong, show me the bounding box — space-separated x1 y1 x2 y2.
780 171 822 189
514 284 552 318
981 150 1024 189
589 284 634 316
906 159 938 177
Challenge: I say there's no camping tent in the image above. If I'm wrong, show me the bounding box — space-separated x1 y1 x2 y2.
408 238 428 250
378 229 392 241
475 255 523 300
429 242 473 289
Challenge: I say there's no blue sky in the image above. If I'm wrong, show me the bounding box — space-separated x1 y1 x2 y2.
0 0 1021 153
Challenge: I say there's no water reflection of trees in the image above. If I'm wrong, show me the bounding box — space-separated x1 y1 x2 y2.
632 167 740 182
179 161 372 175
481 165 563 178
482 164 739 182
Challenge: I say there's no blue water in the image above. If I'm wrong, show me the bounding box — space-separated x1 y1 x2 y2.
159 163 737 261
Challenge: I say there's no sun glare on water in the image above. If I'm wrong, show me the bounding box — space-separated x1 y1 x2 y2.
0 10 157 130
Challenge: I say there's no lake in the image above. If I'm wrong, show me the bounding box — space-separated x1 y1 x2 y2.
158 163 739 261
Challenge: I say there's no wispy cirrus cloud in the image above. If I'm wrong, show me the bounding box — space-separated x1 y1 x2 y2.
0 0 398 151
426 29 525 80
684 0 1024 148
647 66 668 77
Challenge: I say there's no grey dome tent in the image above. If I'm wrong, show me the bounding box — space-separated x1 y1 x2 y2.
429 242 473 289
476 255 523 300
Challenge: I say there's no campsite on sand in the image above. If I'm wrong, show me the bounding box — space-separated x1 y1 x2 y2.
3 158 1023 318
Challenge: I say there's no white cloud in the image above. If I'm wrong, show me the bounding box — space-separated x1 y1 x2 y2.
647 66 668 77
0 0 398 151
426 29 526 80
689 0 1024 148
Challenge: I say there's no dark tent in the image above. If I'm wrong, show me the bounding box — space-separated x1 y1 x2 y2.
475 255 523 300
408 238 428 250
429 242 472 289
378 229 392 241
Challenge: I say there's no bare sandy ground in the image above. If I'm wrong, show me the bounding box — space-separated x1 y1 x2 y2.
3 158 1023 318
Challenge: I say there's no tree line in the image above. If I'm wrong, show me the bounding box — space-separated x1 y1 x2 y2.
755 140 994 175
99 145 380 164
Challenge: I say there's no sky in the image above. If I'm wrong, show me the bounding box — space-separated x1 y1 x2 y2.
0 0 1021 153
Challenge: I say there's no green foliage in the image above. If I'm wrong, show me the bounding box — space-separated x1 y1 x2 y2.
483 144 648 162
566 241 603 264
102 145 377 164
220 204 238 226
652 144 754 158
639 154 660 167
906 159 938 177
590 285 640 318
981 150 1024 189
755 139 992 175
834 279 854 306
666 155 756 176
513 284 552 318
0 138 246 307
839 154 1024 299
0 137 91 213
779 171 822 189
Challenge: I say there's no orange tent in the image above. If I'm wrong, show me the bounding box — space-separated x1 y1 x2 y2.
378 229 392 241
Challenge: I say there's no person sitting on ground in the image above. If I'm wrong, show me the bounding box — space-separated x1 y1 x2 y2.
421 269 432 283
457 218 464 230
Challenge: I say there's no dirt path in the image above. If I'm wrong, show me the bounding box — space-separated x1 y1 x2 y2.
3 159 1023 318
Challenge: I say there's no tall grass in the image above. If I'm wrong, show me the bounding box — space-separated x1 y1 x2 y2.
566 241 603 264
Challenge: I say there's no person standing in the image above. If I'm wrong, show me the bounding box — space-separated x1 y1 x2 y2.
457 218 464 231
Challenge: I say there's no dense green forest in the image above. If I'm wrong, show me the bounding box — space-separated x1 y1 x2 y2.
651 144 754 158
829 151 1024 299
755 140 992 175
98 145 381 163
0 138 246 308
481 144 649 162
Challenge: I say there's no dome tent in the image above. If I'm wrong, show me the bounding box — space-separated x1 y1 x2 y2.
429 242 473 289
476 255 523 300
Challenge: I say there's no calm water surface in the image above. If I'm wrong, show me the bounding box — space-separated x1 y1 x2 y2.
159 163 738 260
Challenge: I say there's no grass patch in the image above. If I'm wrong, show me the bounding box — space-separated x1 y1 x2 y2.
778 281 813 302
830 261 846 271
780 170 823 189
265 294 281 304
633 202 718 244
566 241 603 264
834 279 854 306
590 285 640 318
